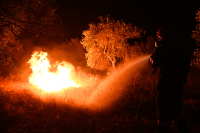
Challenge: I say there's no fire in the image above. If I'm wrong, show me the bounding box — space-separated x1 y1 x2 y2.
27 51 79 92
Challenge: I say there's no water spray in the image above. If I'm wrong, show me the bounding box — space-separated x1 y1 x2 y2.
26 51 151 111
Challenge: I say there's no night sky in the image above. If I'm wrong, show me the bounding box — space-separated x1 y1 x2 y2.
56 0 200 40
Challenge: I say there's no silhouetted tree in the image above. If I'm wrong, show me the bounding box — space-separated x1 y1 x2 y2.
0 0 64 68
0 0 64 39
192 8 200 68
81 15 144 71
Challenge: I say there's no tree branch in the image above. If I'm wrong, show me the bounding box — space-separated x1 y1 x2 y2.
10 21 29 33
0 13 12 20
103 46 113 63
8 26 21 38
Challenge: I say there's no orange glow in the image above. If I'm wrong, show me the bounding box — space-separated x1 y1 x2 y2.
27 51 79 92
25 51 150 111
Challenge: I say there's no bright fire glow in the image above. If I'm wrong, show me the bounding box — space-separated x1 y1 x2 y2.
27 51 79 92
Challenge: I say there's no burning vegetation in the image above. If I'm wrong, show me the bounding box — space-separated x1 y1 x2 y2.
0 0 200 132
27 51 79 92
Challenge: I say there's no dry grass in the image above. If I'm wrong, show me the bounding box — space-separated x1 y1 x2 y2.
0 69 199 133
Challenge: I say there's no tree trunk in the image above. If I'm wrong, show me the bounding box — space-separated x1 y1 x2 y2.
112 44 115 70
112 54 115 70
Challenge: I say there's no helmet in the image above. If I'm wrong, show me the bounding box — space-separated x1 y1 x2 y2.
156 26 173 41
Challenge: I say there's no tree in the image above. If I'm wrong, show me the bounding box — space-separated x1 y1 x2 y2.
192 8 200 67
0 0 64 39
81 15 144 71
124 42 143 63
0 0 64 68
50 38 86 67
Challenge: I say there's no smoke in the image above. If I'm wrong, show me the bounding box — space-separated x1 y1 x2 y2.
31 55 151 110
9 38 88 77
25 54 151 112
7 41 151 112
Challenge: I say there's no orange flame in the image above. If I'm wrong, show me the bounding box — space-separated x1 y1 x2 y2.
27 51 79 92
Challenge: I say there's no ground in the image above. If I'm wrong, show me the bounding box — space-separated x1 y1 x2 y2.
0 66 199 133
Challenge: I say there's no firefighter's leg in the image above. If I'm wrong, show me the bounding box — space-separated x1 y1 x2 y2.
157 90 170 133
170 85 189 133
170 106 189 133
174 116 189 133
158 116 170 133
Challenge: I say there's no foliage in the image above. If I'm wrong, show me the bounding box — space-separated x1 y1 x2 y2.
191 8 200 68
50 38 86 67
0 40 23 68
124 42 143 63
0 0 64 69
0 0 64 40
81 15 144 71
124 35 155 64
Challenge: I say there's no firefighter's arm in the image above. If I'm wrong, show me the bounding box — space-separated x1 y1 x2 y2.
149 47 162 68
149 56 154 68
149 56 153 64
149 54 159 75
149 54 158 68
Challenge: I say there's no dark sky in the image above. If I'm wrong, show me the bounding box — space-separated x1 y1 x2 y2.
56 0 200 40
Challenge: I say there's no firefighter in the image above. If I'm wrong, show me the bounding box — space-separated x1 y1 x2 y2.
149 26 191 133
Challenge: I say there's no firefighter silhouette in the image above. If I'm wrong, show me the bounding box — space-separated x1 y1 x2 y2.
149 26 191 133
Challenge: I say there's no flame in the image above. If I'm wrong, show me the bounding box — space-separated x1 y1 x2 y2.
27 51 79 92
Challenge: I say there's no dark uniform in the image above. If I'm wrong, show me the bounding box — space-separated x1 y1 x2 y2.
150 26 191 133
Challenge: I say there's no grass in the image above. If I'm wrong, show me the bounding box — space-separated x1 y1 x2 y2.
0 68 200 133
